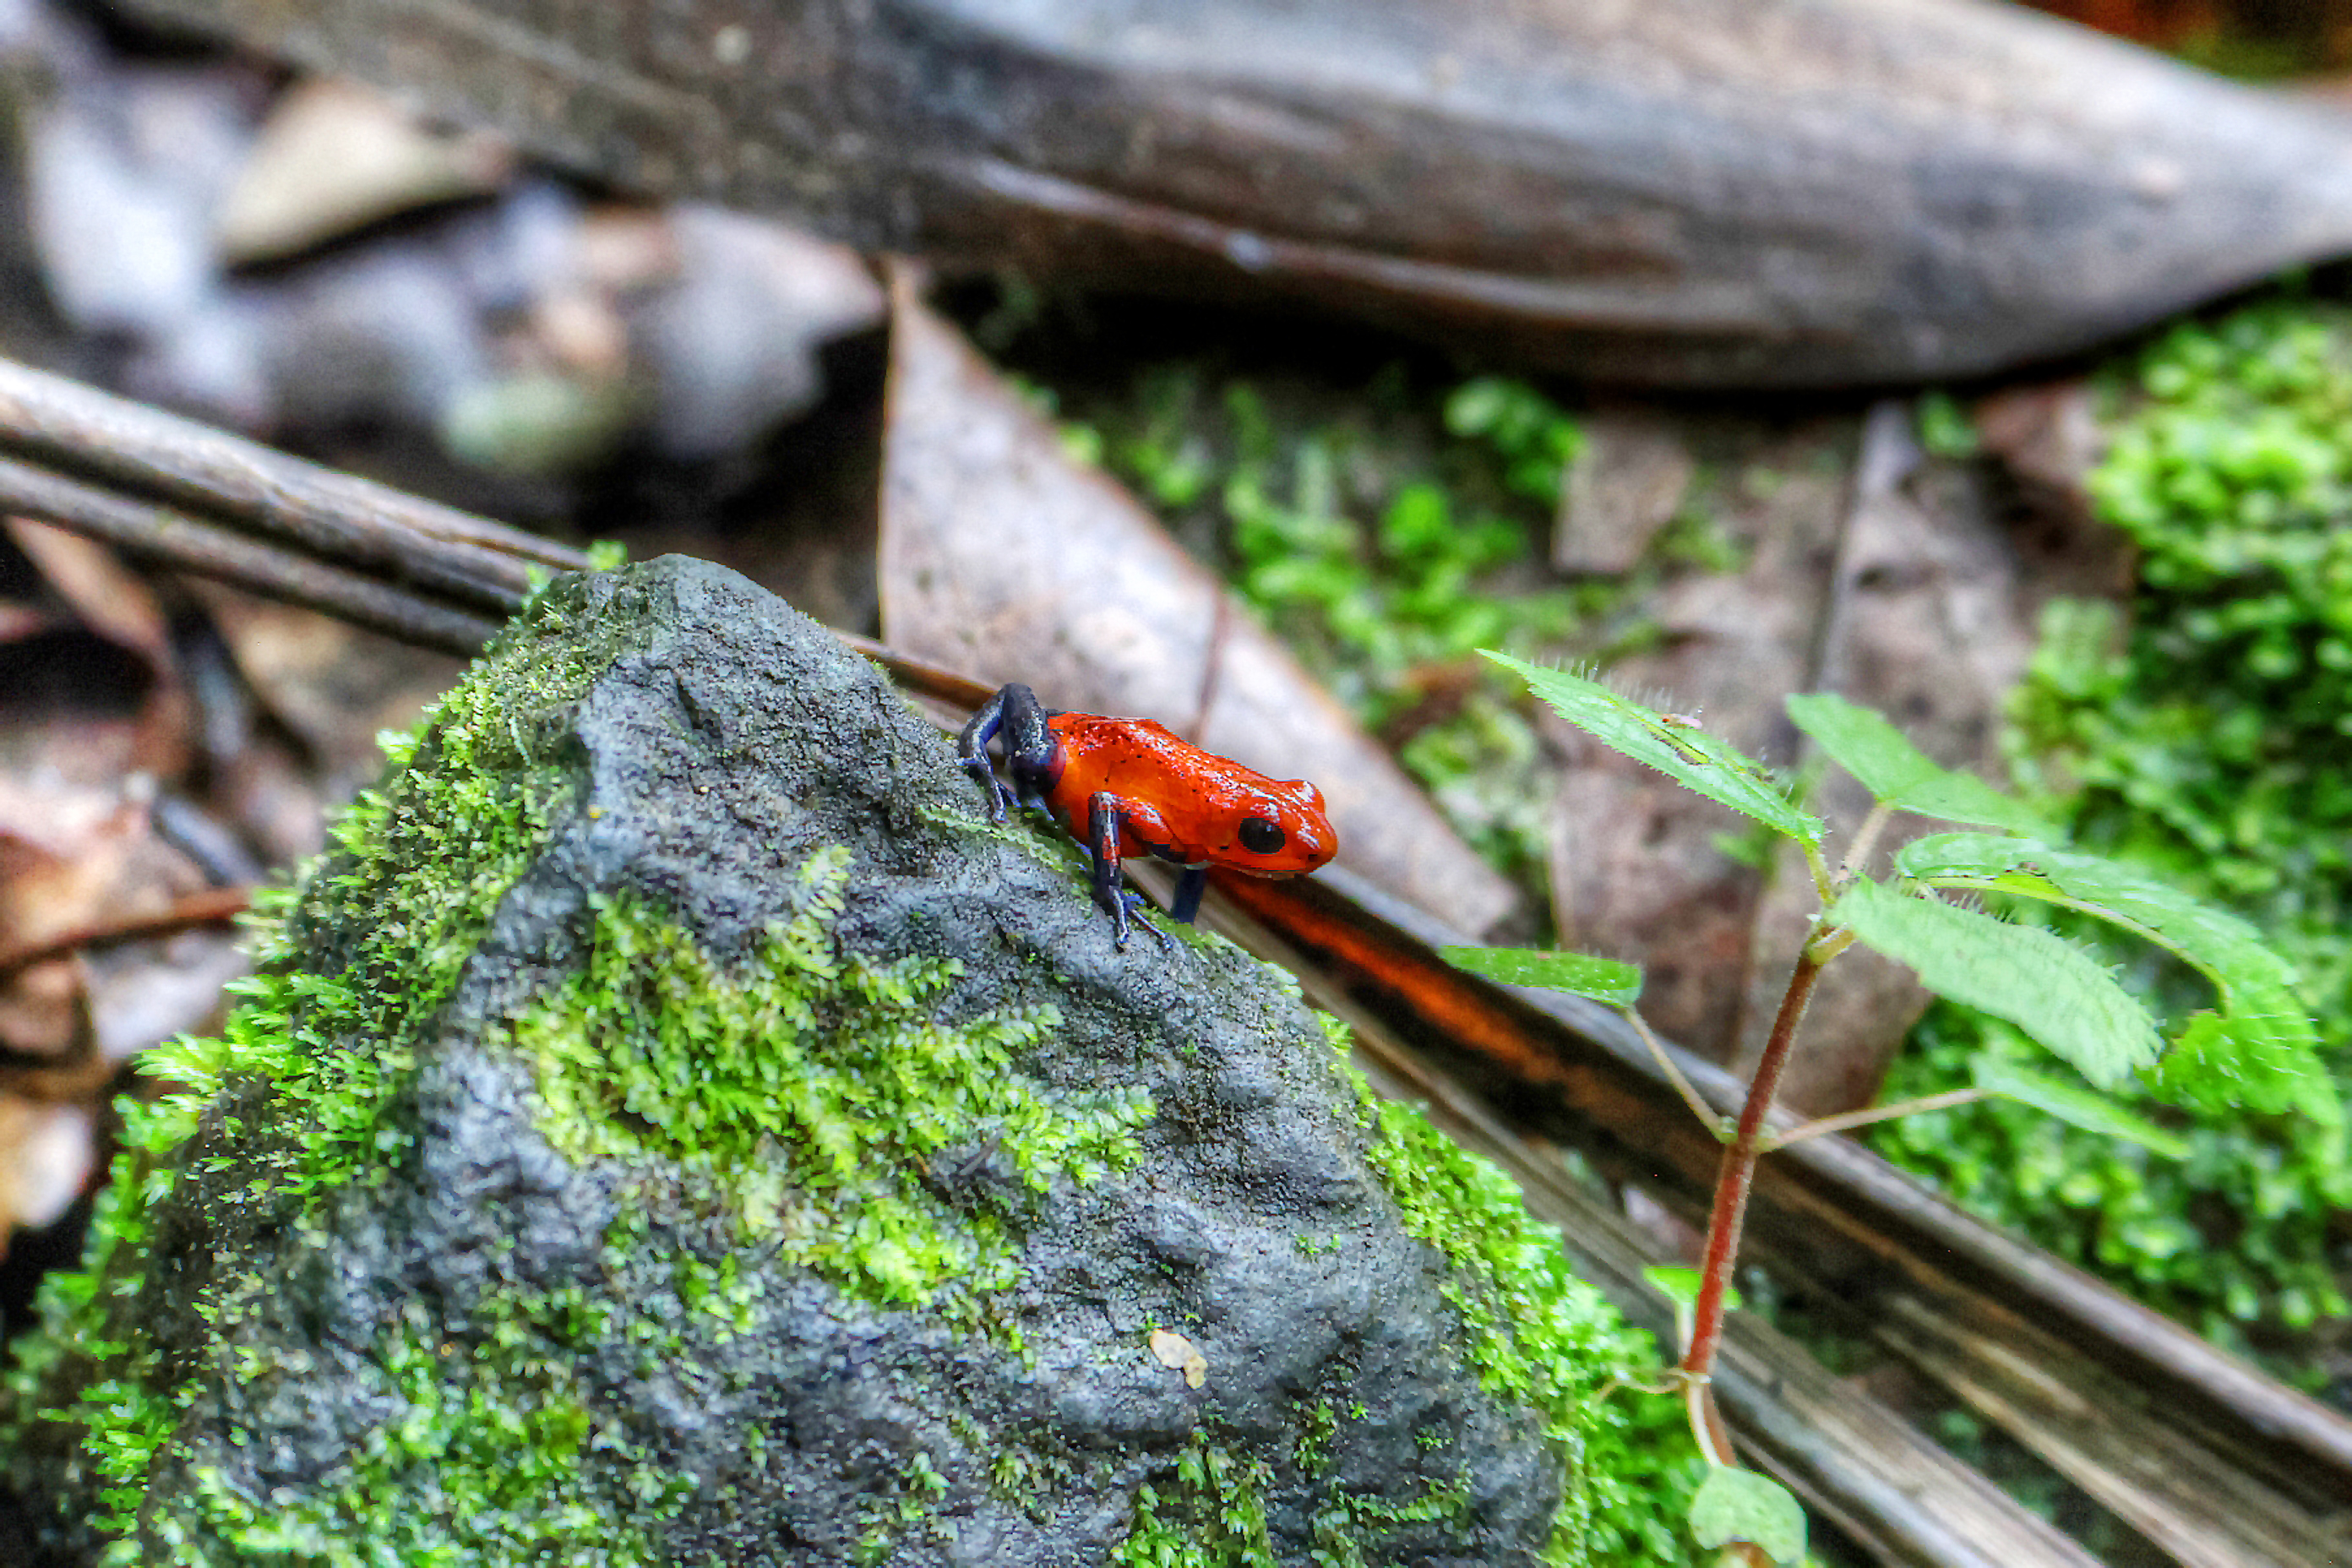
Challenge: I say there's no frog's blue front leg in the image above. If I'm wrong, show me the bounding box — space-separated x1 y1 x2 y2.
1086 792 1173 951
959 682 1059 819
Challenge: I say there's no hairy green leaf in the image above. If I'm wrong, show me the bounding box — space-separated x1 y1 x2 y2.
1641 1266 1740 1315
1440 945 1642 1006
1688 1467 1807 1565
1968 1055 2191 1159
1485 653 1822 847
1786 692 2056 836
1894 836 2332 1120
1832 879 2161 1088
1641 1266 1703 1314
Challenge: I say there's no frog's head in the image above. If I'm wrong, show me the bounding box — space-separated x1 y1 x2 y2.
1222 778 1337 875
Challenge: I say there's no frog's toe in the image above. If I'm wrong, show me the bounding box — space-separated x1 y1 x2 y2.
1119 893 1175 952
961 761 1013 822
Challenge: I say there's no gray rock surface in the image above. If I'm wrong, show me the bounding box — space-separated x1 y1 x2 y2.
1 557 1623 1565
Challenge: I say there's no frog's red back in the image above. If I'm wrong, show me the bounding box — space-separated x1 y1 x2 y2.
1042 714 1336 874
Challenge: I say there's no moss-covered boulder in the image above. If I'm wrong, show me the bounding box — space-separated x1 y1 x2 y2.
0 557 1680 1565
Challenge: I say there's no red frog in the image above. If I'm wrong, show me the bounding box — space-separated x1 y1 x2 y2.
960 683 1337 949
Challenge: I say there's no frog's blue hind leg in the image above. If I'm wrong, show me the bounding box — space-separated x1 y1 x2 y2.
1168 866 1209 925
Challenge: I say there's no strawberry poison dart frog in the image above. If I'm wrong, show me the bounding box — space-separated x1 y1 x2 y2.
959 683 1337 949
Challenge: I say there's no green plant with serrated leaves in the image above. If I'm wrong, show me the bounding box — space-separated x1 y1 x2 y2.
1876 297 2352 1355
1441 656 2323 1566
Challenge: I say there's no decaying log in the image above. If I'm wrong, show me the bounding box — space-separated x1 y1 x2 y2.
117 0 2352 387
1874 1294 2346 1568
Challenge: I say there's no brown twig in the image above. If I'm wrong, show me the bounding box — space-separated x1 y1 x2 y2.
0 885 255 986
0 354 596 654
0 455 506 655
0 357 581 607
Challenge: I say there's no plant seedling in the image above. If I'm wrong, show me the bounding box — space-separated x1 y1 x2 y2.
1446 656 2328 1565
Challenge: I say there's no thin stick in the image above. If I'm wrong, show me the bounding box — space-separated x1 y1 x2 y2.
0 357 582 610
1842 798 1897 879
1621 1004 1730 1139
1767 1086 1990 1150
0 886 254 985
0 455 502 654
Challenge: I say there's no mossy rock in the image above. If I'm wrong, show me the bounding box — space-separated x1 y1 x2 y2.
0 557 1675 1566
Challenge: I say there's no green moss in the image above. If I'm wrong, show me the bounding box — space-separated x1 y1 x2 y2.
165 1287 687 1568
514 849 1152 1318
1876 296 2352 1358
1113 1436 1278 1568
852 1448 951 1565
127 584 623 1212
1305 1474 1473 1568
1309 1015 1702 1565
1358 1094 1700 1563
0 594 673 1565
2 581 1158 1565
1293 1396 1340 1476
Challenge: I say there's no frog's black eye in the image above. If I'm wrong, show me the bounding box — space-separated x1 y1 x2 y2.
1238 816 1286 855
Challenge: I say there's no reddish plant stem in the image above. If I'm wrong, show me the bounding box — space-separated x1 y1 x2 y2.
1680 944 1825 1385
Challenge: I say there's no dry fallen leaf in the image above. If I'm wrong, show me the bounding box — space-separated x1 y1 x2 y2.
4 518 174 671
3 518 193 781
1539 400 2132 1108
0 782 213 1059
0 1097 92 1244
84 930 247 1064
1148 1326 1208 1390
1555 406 1698 575
1723 408 1943 1108
1548 422 1852 1060
1973 378 2108 526
189 581 467 803
879 287 1518 936
214 75 516 266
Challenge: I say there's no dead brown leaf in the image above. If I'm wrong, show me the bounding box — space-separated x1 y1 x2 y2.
190 580 467 803
0 1097 93 1248
1548 422 1850 1062
1555 406 1697 575
1545 400 2110 1111
4 518 173 670
0 785 209 951
1973 378 2109 528
877 286 1517 937
215 76 516 267
1725 409 1940 1109
1542 400 2131 1113
1148 1326 1208 1389
84 925 246 1064
3 517 193 781
0 781 212 1059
